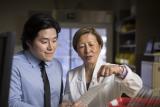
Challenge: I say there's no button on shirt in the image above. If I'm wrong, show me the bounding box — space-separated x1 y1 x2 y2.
9 50 63 107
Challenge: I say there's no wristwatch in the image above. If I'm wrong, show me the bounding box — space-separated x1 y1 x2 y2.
117 65 128 79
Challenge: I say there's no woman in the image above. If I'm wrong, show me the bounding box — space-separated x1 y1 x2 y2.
61 26 143 107
9 13 63 107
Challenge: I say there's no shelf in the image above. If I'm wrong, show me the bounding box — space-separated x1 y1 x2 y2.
119 29 136 35
116 16 135 35
120 16 135 24
120 44 136 48
115 14 136 67
115 52 136 66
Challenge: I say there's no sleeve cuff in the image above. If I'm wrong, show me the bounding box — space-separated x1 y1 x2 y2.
117 65 128 79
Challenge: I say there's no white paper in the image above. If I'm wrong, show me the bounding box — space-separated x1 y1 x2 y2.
78 83 106 105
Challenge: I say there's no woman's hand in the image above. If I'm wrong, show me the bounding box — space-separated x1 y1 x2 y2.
97 64 124 80
60 100 87 107
72 100 87 107
60 101 73 107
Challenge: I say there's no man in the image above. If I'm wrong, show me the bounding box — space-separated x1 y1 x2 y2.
9 13 63 107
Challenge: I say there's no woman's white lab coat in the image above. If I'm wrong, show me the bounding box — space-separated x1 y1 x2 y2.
63 55 143 107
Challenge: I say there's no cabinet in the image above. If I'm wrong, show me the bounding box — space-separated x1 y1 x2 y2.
141 61 153 89
115 16 136 67
152 62 160 89
141 61 160 89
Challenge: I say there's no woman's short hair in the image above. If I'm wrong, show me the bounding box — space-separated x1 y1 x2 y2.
21 13 61 50
72 26 103 51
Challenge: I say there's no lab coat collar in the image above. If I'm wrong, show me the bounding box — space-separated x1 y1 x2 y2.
90 53 106 87
77 52 106 88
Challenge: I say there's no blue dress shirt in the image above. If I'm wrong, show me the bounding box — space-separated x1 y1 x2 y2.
9 50 63 107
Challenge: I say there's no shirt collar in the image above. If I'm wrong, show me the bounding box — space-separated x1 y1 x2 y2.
24 50 41 68
24 50 53 68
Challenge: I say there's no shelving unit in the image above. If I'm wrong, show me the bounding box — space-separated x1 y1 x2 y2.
115 15 136 67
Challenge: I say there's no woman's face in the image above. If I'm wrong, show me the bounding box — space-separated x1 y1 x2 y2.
28 28 57 61
76 33 101 65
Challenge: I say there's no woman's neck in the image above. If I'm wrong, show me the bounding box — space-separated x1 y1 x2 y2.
85 63 95 83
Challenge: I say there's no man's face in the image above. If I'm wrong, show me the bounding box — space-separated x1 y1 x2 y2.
28 28 57 61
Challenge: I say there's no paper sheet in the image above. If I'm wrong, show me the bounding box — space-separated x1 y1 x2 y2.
78 83 106 105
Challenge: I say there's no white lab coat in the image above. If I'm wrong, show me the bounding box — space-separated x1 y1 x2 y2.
63 55 143 107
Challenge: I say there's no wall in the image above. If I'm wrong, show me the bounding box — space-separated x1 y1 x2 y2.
51 0 113 10
0 0 131 33
0 0 54 45
0 0 133 61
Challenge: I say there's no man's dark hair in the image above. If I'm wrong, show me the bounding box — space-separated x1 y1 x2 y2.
21 13 61 50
